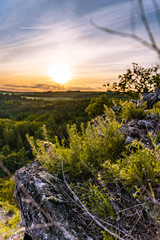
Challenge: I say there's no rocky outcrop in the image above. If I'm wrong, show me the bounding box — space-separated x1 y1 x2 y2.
14 161 100 240
14 88 160 240
121 114 160 145
141 87 160 109
120 87 160 145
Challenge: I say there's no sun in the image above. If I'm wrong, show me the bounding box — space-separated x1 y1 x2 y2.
48 64 72 84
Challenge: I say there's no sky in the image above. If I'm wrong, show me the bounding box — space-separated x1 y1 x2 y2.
0 0 159 92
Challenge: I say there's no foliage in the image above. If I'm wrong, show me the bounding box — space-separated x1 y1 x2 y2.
0 91 160 239
85 95 122 118
0 202 21 239
0 178 15 204
120 101 147 120
82 182 115 219
148 101 160 116
85 95 112 117
0 178 21 239
27 114 124 177
113 63 160 97
102 230 117 240
0 148 28 177
103 140 160 188
0 95 93 176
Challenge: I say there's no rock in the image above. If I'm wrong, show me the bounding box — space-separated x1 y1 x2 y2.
130 99 138 105
90 114 106 128
141 87 160 109
120 87 160 144
14 161 100 240
112 105 121 114
120 114 160 145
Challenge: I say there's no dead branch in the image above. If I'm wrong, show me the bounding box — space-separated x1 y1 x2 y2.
91 0 160 59
152 0 160 27
138 0 160 56
61 159 127 240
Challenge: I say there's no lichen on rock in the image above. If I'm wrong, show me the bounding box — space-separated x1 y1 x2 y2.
14 161 99 240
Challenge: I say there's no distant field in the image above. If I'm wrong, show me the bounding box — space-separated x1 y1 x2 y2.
19 91 129 101
22 96 71 101
0 90 129 101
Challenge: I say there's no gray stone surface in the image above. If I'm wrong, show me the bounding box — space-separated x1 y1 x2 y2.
141 87 160 109
14 162 98 240
120 114 160 145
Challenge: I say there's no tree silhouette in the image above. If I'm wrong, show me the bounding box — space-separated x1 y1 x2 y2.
116 63 160 95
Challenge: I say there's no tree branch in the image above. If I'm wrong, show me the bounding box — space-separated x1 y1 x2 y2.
152 0 160 28
91 0 160 59
61 159 127 240
91 17 153 50
138 0 160 55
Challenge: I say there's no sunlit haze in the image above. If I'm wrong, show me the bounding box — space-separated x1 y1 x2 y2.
0 0 159 92
48 64 72 84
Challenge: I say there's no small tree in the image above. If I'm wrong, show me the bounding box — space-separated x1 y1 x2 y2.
114 63 160 95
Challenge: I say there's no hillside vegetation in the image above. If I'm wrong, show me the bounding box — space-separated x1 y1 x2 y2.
0 91 126 239
0 84 160 239
28 98 160 239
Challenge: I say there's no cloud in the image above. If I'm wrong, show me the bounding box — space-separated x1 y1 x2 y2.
0 0 159 91
1 83 98 92
2 83 65 91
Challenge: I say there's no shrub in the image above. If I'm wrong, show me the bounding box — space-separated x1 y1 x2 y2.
0 180 21 239
85 95 118 118
103 140 160 188
120 101 147 120
0 178 15 204
148 101 160 116
27 114 124 177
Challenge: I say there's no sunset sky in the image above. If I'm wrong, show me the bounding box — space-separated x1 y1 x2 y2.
0 0 159 92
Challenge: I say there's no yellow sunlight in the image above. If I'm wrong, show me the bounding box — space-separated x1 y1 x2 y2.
48 64 72 84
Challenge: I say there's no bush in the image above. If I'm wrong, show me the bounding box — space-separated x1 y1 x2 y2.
85 95 117 118
120 101 147 120
27 113 125 177
149 101 160 116
0 178 15 204
0 179 21 239
103 140 160 188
